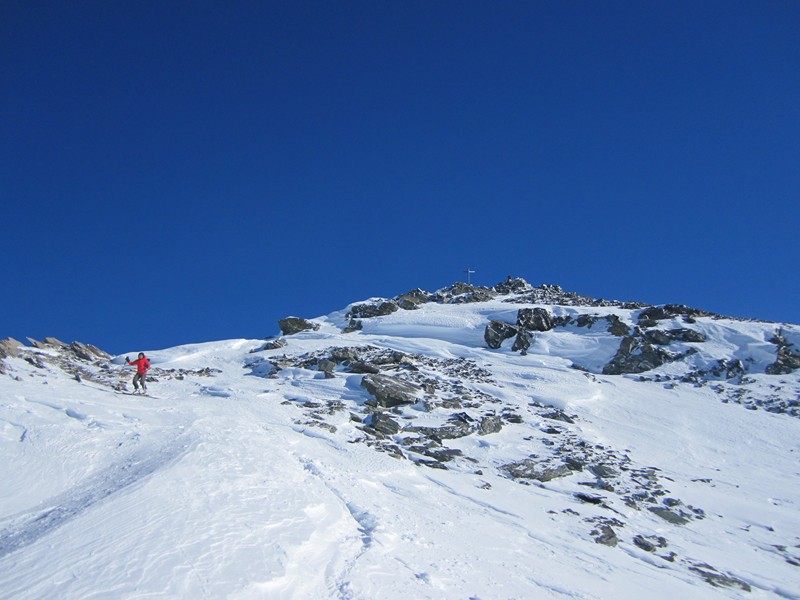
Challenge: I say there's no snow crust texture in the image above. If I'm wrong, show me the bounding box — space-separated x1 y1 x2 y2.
1 278 799 599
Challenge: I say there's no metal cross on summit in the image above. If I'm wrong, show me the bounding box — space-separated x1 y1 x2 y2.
465 268 475 285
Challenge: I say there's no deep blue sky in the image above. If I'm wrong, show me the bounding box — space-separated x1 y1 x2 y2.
2 1 798 354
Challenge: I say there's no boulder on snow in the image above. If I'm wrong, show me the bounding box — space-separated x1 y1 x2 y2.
516 307 554 332
478 415 503 435
501 458 573 482
406 412 476 440
603 336 675 375
361 374 420 408
512 329 534 355
367 412 401 436
278 317 320 336
485 320 518 349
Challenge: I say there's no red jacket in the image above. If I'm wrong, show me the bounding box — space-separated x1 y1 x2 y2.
128 357 151 374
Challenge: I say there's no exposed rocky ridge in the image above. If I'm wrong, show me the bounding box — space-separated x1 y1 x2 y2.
246 341 766 589
331 277 799 388
0 337 220 392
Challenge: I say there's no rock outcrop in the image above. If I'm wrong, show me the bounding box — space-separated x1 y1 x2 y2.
485 320 518 350
766 329 800 375
278 317 320 336
361 374 421 408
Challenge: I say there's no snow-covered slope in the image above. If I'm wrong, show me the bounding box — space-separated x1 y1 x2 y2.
1 279 798 599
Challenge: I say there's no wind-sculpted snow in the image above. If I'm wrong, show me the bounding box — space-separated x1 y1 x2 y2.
0 280 799 598
0 429 194 559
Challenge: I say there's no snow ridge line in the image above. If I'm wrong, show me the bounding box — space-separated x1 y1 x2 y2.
0 430 194 559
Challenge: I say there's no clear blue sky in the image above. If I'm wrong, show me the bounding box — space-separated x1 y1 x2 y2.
2 1 798 355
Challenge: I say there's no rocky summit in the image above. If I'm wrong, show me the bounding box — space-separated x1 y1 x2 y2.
0 276 798 598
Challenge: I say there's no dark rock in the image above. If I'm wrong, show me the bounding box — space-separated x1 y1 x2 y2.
361 374 420 408
494 276 532 295
542 410 575 424
517 308 554 332
603 336 674 375
342 319 363 333
689 563 751 592
575 492 604 504
330 347 360 363
348 301 399 319
594 525 618 547
501 459 573 482
564 456 586 471
766 329 800 375
669 328 706 343
278 317 320 336
648 506 690 525
478 416 503 435
644 330 673 346
575 314 600 328
396 288 435 310
24 356 46 369
606 315 631 337
512 330 533 355
318 359 336 374
633 535 668 552
349 361 381 375
589 464 618 479
408 413 476 440
453 287 496 304
368 413 401 435
638 304 715 324
251 338 287 352
485 320 518 349
421 447 463 462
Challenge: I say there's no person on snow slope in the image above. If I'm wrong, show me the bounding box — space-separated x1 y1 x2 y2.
126 352 151 394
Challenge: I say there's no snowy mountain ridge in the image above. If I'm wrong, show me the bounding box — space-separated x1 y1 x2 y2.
0 277 798 599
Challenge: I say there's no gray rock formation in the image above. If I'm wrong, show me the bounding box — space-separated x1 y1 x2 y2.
501 458 573 482
766 329 800 374
485 320 518 349
516 307 554 332
395 289 435 310
603 336 674 375
278 317 320 336
0 337 24 358
361 374 420 408
512 329 533 355
348 301 399 319
368 413 401 435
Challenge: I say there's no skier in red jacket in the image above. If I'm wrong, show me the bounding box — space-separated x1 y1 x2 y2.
126 352 151 394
